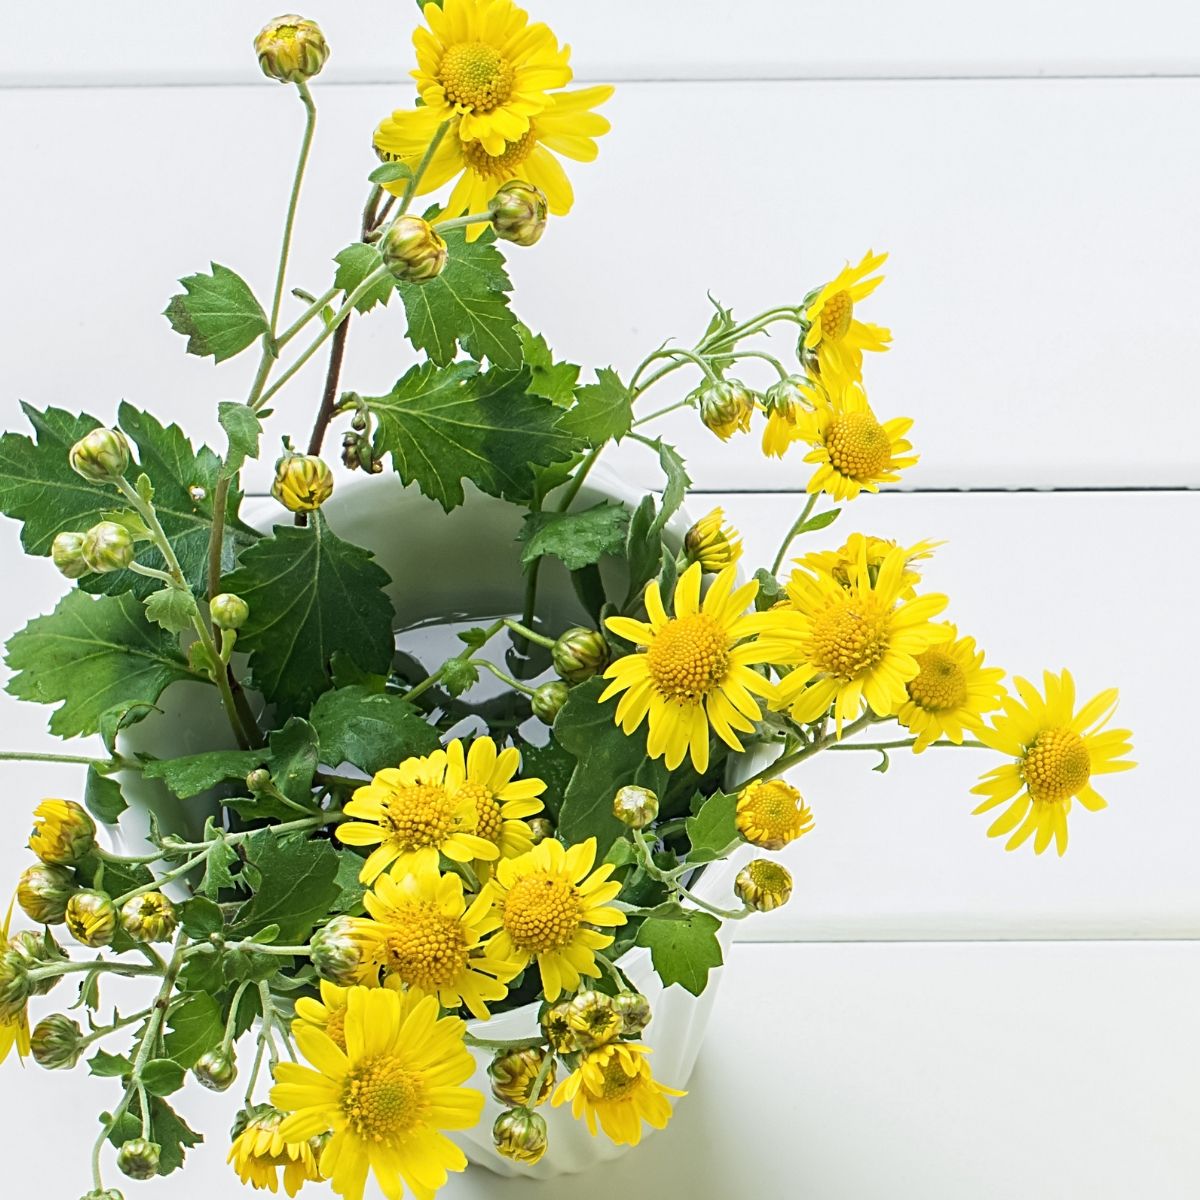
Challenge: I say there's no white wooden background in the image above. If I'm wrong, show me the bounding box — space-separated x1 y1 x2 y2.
1 4 1197 1197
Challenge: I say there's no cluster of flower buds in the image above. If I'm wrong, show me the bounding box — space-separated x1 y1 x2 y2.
695 379 756 440
254 15 329 84
272 450 334 513
540 986 652 1056
0 929 66 1020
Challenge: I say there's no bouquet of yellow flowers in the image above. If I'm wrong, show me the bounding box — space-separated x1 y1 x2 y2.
0 6 1135 1199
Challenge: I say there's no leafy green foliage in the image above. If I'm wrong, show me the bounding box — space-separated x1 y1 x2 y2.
84 766 127 824
141 749 265 798
645 436 691 541
685 791 740 863
5 591 194 738
89 1049 131 1078
141 1057 186 1096
752 567 787 611
163 263 268 362
220 513 396 718
163 992 224 1069
144 587 199 634
561 367 633 446
109 1092 202 1175
176 896 224 938
518 502 630 571
217 402 263 475
260 718 320 815
233 832 341 944
518 325 580 405
517 735 577 821
310 685 440 774
333 243 396 314
635 904 724 995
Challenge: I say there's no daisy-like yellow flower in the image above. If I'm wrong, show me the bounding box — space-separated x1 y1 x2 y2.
0 902 29 1066
444 736 545 865
600 563 795 773
228 1104 323 1197
794 378 917 502
272 987 482 1200
798 532 941 600
294 980 353 1052
803 250 891 383
551 1042 684 1146
476 837 624 1002
336 747 497 884
773 542 949 734
897 624 1007 753
351 861 514 1019
735 780 814 850
684 507 743 573
970 671 1134 856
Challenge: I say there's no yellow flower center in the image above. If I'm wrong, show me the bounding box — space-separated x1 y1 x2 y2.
825 411 892 480
341 1056 427 1141
739 781 805 844
1022 728 1091 804
380 784 454 851
595 1055 641 1101
463 128 537 177
456 782 503 844
907 646 968 711
322 1005 347 1052
502 873 582 953
438 42 515 112
810 592 893 680
819 289 854 340
645 614 731 703
382 901 470 990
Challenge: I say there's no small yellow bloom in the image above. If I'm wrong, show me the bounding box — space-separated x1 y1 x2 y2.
552 1042 684 1147
971 671 1134 856
64 889 116 948
566 989 622 1049
803 250 891 384
684 508 743 573
271 453 333 514
293 980 352 1052
760 376 818 459
735 858 794 911
735 780 814 850
445 736 545 866
29 799 95 866
228 1103 323 1196
797 532 941 600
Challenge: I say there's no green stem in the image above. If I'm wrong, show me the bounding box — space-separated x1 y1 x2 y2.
724 348 790 379
464 1032 545 1052
594 951 628 992
0 749 114 767
405 618 506 703
631 398 691 428
222 981 254 1053
27 960 159 985
769 494 818 574
127 562 176 585
471 658 537 697
433 209 493 232
269 80 318 335
827 737 989 752
276 284 339 348
527 1046 556 1106
630 831 749 921
737 711 885 789
502 618 556 650
399 120 452 215
81 1007 152 1049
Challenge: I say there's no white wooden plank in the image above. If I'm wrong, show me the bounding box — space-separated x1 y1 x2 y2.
5 1 1200 87
0 79 1195 490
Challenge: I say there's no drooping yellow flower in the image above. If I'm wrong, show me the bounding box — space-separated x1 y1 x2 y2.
272 987 482 1200
735 779 814 850
294 980 353 1052
803 250 891 383
773 542 949 734
793 378 917 501
228 1104 323 1197
759 376 819 459
897 624 1007 752
684 507 743 573
336 748 497 883
351 861 514 1019
601 563 795 773
476 837 624 1002
551 1042 684 1146
444 736 545 865
798 532 941 600
970 671 1134 856
0 902 29 1066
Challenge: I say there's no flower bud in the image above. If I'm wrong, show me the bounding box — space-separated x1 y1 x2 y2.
65 890 116 949
539 1001 577 1054
29 799 96 866
612 990 652 1036
31 1013 84 1070
80 1190 124 1200
492 1107 548 1166
488 180 548 247
254 15 329 84
735 858 794 912
17 862 75 925
735 780 813 851
612 784 659 830
52 532 91 579
696 379 754 441
684 507 743 573
210 592 249 631
193 1045 237 1091
310 915 366 986
379 216 447 284
566 989 622 1050
116 1138 161 1181
551 627 609 684
272 452 334 513
530 681 568 725
69 427 131 484
246 768 273 794
10 929 64 996
489 1047 555 1109
81 522 136 573
525 816 554 845
763 375 813 422
0 945 33 1020
119 891 178 944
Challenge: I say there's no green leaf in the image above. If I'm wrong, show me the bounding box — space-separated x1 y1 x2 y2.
752 567 786 611
368 161 412 185
89 1049 132 1078
144 587 199 634
333 243 396 315
310 685 440 774
799 507 841 534
163 991 223 1068
561 367 633 446
365 360 579 513
197 822 240 899
516 735 576 821
266 717 320 807
141 749 265 799
518 325 580 406
163 262 269 363
5 591 193 739
177 896 224 939
84 766 127 824
394 226 521 368
518 502 630 571
220 513 396 718
100 507 153 542
623 494 660 604
233 832 341 944
218 402 263 475
685 791 739 864
333 850 368 914
141 1057 186 1097
144 1094 202 1175
635 906 723 995
647 437 691 541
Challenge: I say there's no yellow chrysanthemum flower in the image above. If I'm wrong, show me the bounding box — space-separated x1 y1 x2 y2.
684 507 743 573
773 542 949 734
228 1104 323 1197
794 378 918 501
803 250 892 383
476 837 625 1002
445 736 545 865
411 0 571 155
294 980 353 1052
759 376 819 459
798 532 941 600
735 779 814 850
351 861 514 1019
336 747 497 883
970 671 1134 856
0 902 29 1066
551 1042 684 1146
272 987 482 1200
896 624 1007 753
600 563 795 773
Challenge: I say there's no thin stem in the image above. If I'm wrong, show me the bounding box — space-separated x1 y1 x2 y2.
277 284 339 348
770 494 818 574
113 844 214 907
127 562 176 585
724 348 790 379
827 737 988 752
471 658 537 697
0 749 112 767
594 951 628 992
527 1047 555 1106
502 618 556 650
630 831 749 921
632 398 691 428
737 711 885 789
433 209 493 232
404 618 506 703
464 1032 545 1052
269 80 318 335
398 120 452 215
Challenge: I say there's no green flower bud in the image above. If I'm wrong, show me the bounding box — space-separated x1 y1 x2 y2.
81 522 135 573
696 379 754 441
612 990 652 1036
379 215 447 284
612 784 659 830
492 1107 548 1166
552 626 610 684
526 816 554 845
116 1138 161 1181
193 1046 237 1091
489 1046 555 1108
271 452 334 513
246 768 273 794
10 929 65 996
735 857 794 912
69 427 131 484
29 799 96 866
254 15 329 83
51 531 91 579
0 945 33 1020
17 862 75 925
310 915 365 986
119 891 178 944
566 989 622 1050
31 1013 84 1069
763 375 813 422
210 592 249 631
80 1190 125 1200
684 507 743 573
530 681 569 724
488 180 548 247
65 890 117 949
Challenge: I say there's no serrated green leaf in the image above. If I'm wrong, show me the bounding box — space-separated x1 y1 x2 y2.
333 850 368 914
623 494 660 605
89 1049 132 1077
635 906 723 995
684 791 739 864
218 402 263 475
518 502 630 571
163 991 223 1068
233 832 340 944
310 685 440 774
128 1093 202 1175
266 717 319 807
99 507 153 541
144 587 199 634
163 262 268 362
84 765 127 823
518 325 580 406
141 1057 186 1096
561 367 633 446
141 749 265 799
333 243 396 314
198 836 239 900
646 437 691 541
